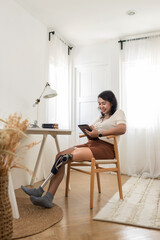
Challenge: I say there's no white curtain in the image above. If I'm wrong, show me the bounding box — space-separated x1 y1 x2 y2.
120 35 160 178
47 35 70 129
42 35 71 178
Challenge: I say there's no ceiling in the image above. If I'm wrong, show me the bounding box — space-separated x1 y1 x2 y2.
15 0 160 46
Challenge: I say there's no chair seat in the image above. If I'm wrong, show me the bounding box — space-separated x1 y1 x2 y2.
95 159 117 164
70 159 117 165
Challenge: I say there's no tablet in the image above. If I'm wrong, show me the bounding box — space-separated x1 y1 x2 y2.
78 124 97 140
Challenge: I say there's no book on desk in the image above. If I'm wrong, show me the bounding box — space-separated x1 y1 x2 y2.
42 123 59 129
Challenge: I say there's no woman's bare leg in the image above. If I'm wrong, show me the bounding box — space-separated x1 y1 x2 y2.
72 147 93 162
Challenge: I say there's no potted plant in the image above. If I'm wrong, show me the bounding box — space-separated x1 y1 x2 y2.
0 113 38 240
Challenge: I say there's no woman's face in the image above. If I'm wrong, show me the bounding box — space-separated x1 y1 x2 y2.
98 97 112 115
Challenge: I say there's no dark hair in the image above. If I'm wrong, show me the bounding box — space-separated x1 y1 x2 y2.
98 90 117 116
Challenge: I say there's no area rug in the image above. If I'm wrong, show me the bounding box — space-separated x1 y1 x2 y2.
12 197 63 239
94 176 160 230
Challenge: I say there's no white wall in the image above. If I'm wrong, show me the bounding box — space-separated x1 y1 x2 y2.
0 0 48 188
73 40 120 101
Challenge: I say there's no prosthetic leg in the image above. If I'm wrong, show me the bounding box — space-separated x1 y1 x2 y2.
41 154 72 188
21 154 72 197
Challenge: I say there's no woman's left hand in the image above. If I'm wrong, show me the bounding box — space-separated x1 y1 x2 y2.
85 126 99 138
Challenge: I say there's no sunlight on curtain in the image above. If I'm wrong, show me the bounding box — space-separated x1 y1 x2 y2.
120 36 160 178
47 35 70 129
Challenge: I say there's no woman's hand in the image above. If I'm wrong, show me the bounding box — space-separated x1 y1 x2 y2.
85 126 99 138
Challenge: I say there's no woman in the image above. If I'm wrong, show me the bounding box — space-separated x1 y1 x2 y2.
21 90 126 208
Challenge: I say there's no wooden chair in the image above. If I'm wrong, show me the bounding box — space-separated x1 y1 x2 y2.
65 135 123 209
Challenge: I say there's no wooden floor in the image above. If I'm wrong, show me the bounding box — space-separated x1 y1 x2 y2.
15 172 160 240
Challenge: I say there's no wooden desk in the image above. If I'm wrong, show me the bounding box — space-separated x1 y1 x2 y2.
26 128 72 185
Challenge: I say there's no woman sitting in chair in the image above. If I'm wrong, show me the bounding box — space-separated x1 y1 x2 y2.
21 90 126 208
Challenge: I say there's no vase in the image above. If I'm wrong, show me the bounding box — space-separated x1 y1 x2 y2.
0 174 13 240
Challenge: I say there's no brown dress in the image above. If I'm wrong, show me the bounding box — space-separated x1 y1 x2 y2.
75 139 115 159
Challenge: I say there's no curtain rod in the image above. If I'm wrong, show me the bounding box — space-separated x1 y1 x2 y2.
118 34 160 50
49 31 73 55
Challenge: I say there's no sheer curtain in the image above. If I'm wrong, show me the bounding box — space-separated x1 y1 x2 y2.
42 34 71 178
47 34 70 129
120 35 160 178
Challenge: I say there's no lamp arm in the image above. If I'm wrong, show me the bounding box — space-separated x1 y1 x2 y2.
33 82 50 107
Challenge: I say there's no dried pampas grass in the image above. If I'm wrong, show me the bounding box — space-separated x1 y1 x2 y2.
0 113 39 176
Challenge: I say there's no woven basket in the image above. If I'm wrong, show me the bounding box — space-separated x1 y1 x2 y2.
0 174 13 240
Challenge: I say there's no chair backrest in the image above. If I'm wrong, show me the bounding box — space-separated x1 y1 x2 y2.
107 135 119 161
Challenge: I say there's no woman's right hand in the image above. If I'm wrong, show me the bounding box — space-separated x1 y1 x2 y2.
85 126 99 138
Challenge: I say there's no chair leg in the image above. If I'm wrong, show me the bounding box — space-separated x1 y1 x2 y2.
96 164 101 193
90 158 95 209
65 162 71 197
117 169 123 199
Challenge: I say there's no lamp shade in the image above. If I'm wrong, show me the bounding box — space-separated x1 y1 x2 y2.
43 86 57 98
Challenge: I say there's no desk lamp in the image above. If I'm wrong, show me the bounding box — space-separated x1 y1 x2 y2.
31 82 57 128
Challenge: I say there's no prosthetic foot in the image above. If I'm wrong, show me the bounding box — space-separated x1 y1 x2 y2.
21 186 44 197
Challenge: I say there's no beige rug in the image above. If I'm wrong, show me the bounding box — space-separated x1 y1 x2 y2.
12 197 63 239
94 176 160 230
